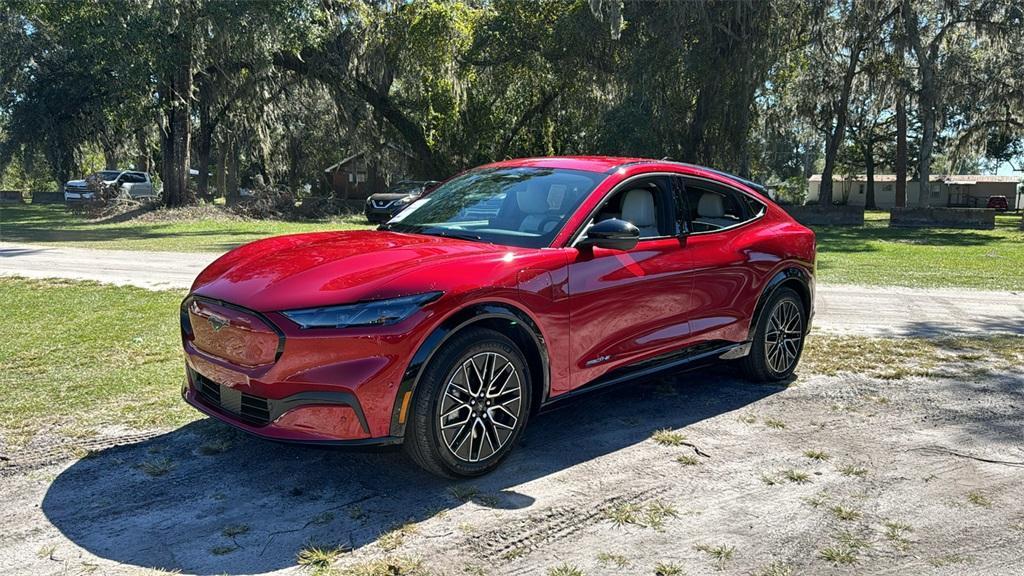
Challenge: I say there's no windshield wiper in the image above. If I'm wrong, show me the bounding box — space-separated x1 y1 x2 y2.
420 228 484 242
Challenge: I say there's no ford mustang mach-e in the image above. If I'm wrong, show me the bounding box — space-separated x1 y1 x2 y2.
181 156 815 477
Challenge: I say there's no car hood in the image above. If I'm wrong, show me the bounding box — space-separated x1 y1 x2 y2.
191 230 513 311
65 180 88 187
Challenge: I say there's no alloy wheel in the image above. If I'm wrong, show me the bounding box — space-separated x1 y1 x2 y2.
764 299 803 374
438 352 523 463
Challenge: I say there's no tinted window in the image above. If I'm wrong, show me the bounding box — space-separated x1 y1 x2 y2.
385 167 605 248
683 180 763 233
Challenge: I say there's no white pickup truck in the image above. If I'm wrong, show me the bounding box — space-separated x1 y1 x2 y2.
64 170 156 202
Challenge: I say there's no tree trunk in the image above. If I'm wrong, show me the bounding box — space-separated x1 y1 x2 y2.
135 130 150 173
101 138 118 170
682 83 712 163
287 136 301 193
901 0 937 207
46 140 78 192
895 93 907 208
196 77 214 201
226 138 240 206
160 3 195 208
864 142 876 210
215 139 227 199
819 42 863 207
917 74 936 206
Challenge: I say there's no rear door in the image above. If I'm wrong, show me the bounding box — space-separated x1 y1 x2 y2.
679 177 770 344
564 174 695 392
124 172 153 197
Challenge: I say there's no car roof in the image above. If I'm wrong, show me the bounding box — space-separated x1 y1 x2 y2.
480 156 768 195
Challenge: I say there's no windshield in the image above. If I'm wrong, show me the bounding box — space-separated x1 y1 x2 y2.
92 170 122 181
383 167 605 248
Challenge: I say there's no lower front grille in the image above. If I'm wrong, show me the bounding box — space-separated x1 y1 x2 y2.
192 370 271 426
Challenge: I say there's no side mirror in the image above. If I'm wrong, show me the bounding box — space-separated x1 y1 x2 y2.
580 218 640 251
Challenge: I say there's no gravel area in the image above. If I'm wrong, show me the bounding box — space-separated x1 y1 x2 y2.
2 352 1022 575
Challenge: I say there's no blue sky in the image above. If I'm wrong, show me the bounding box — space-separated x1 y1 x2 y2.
996 162 1021 176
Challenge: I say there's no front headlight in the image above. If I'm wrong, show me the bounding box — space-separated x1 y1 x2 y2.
281 291 442 329
394 195 413 206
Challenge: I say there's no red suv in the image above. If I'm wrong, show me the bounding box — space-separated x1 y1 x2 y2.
181 156 816 477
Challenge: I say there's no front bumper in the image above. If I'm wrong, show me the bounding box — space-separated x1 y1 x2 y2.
364 206 401 223
180 295 425 446
64 191 94 202
183 368 401 447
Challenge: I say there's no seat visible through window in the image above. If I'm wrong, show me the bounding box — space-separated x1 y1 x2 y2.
684 182 763 232
516 182 565 234
621 189 659 237
587 178 675 241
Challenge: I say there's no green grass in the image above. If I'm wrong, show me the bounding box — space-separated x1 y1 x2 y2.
0 204 371 253
0 277 195 447
547 564 583 576
651 428 687 446
812 211 1024 289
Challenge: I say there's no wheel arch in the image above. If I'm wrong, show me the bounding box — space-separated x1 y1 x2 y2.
748 266 813 341
388 302 550 438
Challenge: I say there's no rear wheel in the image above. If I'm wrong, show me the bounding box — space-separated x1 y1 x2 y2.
739 287 806 382
403 327 531 477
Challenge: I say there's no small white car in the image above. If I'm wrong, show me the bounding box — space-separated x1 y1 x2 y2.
64 170 155 202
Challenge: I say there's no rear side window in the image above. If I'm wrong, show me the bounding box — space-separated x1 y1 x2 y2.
682 179 764 233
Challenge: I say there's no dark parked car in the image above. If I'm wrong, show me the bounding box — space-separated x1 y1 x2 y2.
986 195 1009 211
181 156 816 477
364 180 439 223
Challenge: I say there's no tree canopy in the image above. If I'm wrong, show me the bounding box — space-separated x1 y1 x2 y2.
1 0 1021 207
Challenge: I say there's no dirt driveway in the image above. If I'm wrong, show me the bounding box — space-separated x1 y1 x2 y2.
3 345 1023 575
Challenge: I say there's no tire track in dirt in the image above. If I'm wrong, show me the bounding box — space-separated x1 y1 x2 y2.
0 431 165 476
466 485 671 562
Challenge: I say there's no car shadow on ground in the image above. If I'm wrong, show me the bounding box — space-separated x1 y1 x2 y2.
42 367 783 575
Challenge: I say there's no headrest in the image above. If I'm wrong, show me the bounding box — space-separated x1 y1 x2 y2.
698 193 725 218
622 189 656 227
518 182 552 214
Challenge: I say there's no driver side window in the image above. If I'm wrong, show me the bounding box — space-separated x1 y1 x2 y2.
593 177 677 240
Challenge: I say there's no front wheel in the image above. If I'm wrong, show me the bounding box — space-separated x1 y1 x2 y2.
403 327 531 477
739 287 806 382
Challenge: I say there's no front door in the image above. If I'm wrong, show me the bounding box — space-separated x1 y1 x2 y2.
564 175 695 392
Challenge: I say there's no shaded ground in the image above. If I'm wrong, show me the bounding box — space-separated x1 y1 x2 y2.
2 339 1023 575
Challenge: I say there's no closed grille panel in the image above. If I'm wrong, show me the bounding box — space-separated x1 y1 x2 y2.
192 371 271 426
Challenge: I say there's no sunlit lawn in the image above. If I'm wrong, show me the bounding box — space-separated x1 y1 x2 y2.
812 211 1024 290
0 204 373 253
0 277 194 448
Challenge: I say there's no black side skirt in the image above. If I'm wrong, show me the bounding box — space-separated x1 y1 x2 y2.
539 340 746 411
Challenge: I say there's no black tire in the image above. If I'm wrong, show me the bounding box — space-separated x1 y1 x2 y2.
739 287 806 382
403 327 532 477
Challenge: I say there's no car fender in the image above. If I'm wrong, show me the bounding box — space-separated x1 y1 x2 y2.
747 266 814 341
388 301 549 438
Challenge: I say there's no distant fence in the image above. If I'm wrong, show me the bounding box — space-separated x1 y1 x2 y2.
31 191 64 204
0 190 25 203
890 207 995 230
781 205 865 226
